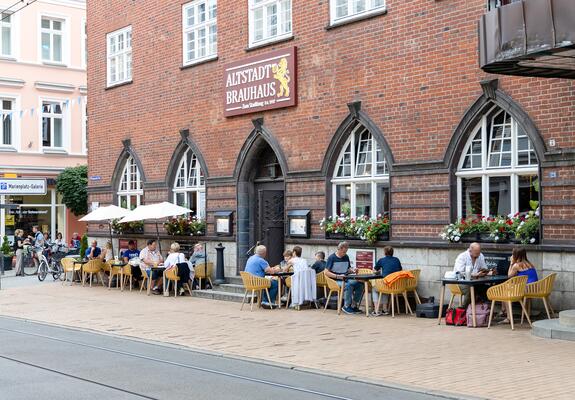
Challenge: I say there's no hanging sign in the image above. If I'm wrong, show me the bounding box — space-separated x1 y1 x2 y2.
0 178 47 195
223 46 297 117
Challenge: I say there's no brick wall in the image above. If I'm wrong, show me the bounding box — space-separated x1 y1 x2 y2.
87 0 575 242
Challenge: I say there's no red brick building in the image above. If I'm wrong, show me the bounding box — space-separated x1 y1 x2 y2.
87 0 575 307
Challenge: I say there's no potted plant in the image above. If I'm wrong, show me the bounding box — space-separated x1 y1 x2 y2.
0 235 14 271
515 210 540 244
356 215 390 244
111 219 144 234
164 215 206 236
487 216 514 243
79 234 88 260
320 215 352 240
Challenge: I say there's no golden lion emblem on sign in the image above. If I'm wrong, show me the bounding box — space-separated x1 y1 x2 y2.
272 58 291 98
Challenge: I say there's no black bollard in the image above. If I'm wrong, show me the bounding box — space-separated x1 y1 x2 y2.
215 243 226 285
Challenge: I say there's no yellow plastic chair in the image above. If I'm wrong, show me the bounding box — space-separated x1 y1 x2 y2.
195 262 214 289
522 273 557 322
82 259 104 287
487 275 531 330
61 258 80 286
323 272 343 314
239 271 273 311
316 271 328 299
163 266 192 297
108 262 123 290
372 273 413 318
139 265 149 293
447 284 464 309
121 264 134 291
406 269 422 305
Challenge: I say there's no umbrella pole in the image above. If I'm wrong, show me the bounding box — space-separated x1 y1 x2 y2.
156 221 161 256
109 222 115 259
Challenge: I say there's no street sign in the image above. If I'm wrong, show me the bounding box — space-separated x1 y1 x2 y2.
0 178 47 195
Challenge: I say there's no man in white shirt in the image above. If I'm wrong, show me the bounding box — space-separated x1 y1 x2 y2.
139 239 164 294
453 243 489 307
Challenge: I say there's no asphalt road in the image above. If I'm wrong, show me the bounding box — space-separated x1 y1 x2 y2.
0 317 456 400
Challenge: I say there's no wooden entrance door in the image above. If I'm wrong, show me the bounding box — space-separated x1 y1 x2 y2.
257 189 285 267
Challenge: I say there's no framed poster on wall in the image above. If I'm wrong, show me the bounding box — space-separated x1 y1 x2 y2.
348 248 376 270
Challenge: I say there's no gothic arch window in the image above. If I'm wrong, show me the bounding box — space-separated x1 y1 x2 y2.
331 121 389 218
117 155 142 209
173 147 205 218
456 105 539 218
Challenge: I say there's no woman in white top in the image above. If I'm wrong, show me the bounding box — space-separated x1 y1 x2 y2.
100 241 114 262
164 242 193 295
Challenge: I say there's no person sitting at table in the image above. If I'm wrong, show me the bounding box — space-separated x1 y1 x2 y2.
453 242 491 307
85 240 102 260
245 245 281 307
324 241 364 315
508 247 538 283
189 243 206 266
280 249 293 270
311 251 326 273
70 232 81 249
122 240 143 284
139 239 164 294
164 242 192 295
290 246 308 272
99 241 114 263
371 246 403 316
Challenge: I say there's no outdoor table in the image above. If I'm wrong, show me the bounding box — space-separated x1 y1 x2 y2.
265 271 294 306
110 261 127 291
146 265 166 296
335 273 382 317
437 275 509 327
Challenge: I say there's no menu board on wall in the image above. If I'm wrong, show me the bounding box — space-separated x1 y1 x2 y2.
348 248 376 270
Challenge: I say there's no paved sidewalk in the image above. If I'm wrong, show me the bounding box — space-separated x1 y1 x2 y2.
1 283 574 400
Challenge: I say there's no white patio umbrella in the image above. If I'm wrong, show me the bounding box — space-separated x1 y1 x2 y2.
79 205 130 258
118 202 192 255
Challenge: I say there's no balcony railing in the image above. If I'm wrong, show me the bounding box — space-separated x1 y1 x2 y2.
479 0 575 79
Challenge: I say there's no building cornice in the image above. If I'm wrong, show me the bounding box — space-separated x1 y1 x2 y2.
0 77 25 88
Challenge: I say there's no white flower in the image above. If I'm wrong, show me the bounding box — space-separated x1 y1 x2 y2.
454 236 461 242
535 209 540 217
525 214 530 220
530 238 536 244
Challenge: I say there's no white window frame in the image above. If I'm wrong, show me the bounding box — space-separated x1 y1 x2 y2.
0 8 17 59
331 124 389 219
182 0 217 66
39 97 70 152
172 147 206 218
329 0 386 26
117 155 143 209
106 26 132 87
456 105 539 218
81 96 87 155
0 94 20 150
39 14 69 65
248 0 292 48
81 18 87 69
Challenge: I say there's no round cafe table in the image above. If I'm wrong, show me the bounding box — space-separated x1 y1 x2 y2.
265 271 294 306
146 265 166 296
334 273 382 317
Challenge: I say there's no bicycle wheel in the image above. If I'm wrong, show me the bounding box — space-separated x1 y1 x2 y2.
38 262 48 281
23 256 38 276
52 261 62 281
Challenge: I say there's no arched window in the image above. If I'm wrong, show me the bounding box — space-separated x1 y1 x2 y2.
173 147 205 217
457 105 539 218
117 155 142 209
331 122 389 218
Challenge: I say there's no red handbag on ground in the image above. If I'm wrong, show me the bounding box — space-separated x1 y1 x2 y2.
445 307 467 326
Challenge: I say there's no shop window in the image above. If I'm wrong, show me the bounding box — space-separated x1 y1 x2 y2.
330 0 386 25
249 0 292 47
1 99 13 146
183 0 217 66
117 155 142 209
41 101 64 149
173 147 205 218
331 122 389 219
1 11 13 57
487 0 521 11
41 17 64 63
456 106 539 218
107 26 132 87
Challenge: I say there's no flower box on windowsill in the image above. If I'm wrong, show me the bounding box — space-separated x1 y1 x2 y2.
326 232 347 241
378 232 390 242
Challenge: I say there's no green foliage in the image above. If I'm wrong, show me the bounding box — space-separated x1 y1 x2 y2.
79 234 88 258
56 165 88 216
111 219 144 234
164 216 206 236
1 235 13 256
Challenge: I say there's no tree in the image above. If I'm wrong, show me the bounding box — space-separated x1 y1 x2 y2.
56 165 88 216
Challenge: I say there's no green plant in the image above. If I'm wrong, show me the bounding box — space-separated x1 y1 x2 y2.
1 235 13 256
111 219 144 234
79 234 88 259
164 215 206 236
358 215 390 245
56 165 88 216
515 211 540 244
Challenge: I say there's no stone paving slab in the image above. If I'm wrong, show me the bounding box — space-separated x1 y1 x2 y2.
1 283 575 400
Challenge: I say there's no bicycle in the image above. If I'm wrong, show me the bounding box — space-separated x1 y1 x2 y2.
22 246 39 276
37 253 63 281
